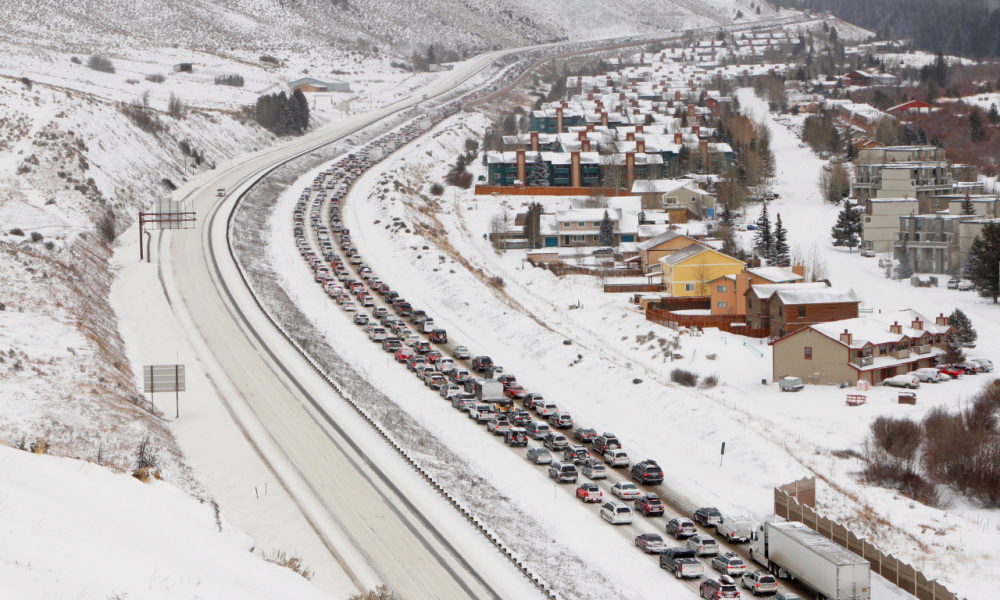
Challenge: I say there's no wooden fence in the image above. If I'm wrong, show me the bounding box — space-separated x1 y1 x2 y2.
604 283 664 293
540 262 644 278
647 303 769 338
474 185 628 197
774 487 959 600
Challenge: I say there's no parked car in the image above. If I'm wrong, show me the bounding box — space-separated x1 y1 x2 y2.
883 374 919 389
687 534 720 557
537 402 559 417
635 493 665 516
774 594 802 600
947 278 960 290
573 427 598 443
631 459 664 484
610 481 641 500
394 347 415 362
911 367 947 383
603 448 630 468
712 552 748 577
955 361 982 374
666 517 698 539
452 346 470 359
576 482 603 503
635 533 669 554
600 501 633 525
548 461 578 483
860 248 876 257
937 365 965 378
971 358 994 372
700 576 741 599
958 280 974 291
741 570 778 596
581 458 607 479
526 447 552 465
694 507 723 527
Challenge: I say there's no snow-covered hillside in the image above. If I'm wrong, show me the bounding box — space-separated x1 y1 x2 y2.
0 0 779 54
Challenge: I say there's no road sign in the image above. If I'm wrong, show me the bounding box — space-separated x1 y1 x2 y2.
143 364 185 418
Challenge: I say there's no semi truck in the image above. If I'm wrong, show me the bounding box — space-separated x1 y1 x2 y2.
750 518 870 600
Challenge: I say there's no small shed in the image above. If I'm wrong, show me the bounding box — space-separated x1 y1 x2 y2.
288 77 351 93
173 63 193 73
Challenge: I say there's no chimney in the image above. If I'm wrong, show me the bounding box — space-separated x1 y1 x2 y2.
588 93 594 101
792 264 805 277
620 92 626 100
515 150 526 185
578 131 587 141
556 107 564 134
626 152 636 190
636 125 644 134
601 111 608 127
581 139 591 152
633 108 640 115
637 139 646 154
688 104 695 116
675 90 681 101
699 139 708 164
587 123 594 132
692 125 701 136
890 321 902 334
530 131 539 153
626 132 635 142
674 132 683 145
570 151 581 187
912 319 923 330
935 313 949 327
840 329 852 345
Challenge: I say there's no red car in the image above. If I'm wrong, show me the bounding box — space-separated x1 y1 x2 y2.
937 365 964 379
425 350 444 363
635 493 666 517
394 347 415 362
576 482 602 503
504 384 527 399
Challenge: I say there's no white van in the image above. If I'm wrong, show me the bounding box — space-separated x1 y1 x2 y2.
717 515 752 543
420 319 436 333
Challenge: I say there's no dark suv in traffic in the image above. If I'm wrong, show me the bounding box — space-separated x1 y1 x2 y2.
631 459 664 485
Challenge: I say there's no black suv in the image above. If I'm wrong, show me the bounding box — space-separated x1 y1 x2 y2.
593 432 621 454
471 356 493 372
631 460 664 485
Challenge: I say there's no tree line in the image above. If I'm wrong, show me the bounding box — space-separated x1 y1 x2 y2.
253 90 310 136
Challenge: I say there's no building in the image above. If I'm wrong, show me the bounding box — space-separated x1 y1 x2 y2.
894 214 968 274
486 151 601 187
631 178 716 220
860 198 918 254
539 203 639 248
764 286 861 339
886 100 934 116
636 231 708 273
770 310 952 385
658 244 744 297
288 77 351 93
708 266 805 316
172 63 193 73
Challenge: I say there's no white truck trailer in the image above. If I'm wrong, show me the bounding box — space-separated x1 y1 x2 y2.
750 518 870 600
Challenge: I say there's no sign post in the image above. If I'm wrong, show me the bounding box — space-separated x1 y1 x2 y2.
143 364 186 418
720 441 726 467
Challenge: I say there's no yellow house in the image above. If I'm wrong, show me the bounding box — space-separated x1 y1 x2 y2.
636 231 709 274
659 243 745 297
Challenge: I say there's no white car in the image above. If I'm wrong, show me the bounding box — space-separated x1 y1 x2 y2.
913 368 949 383
611 481 642 500
600 501 633 525
604 448 630 468
883 374 919 389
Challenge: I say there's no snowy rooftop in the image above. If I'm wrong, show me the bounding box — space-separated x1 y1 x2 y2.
773 287 861 306
631 178 705 195
750 281 829 299
748 266 804 283
812 309 949 348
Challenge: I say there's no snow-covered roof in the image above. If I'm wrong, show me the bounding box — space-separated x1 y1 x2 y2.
659 243 716 266
631 178 706 195
749 281 829 299
556 208 622 222
636 230 689 251
811 309 949 349
748 266 804 283
773 287 861 306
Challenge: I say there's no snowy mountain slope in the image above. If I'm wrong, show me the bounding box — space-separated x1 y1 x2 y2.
0 445 332 600
0 0 779 54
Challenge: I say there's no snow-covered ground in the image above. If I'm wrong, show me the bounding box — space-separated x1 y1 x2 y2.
0 445 331 600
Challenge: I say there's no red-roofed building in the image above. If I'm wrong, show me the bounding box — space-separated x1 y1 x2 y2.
887 100 933 115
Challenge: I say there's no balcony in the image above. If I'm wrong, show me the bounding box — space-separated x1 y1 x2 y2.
913 344 931 355
852 355 874 367
890 348 911 360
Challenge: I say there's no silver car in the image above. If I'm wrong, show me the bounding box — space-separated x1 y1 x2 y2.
742 570 778 596
527 447 552 465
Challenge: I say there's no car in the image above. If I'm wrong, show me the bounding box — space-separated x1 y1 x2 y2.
774 594 802 600
543 432 569 451
860 248 876 257
524 393 545 411
666 517 698 539
631 459 664 484
660 546 705 579
957 280 974 291
471 356 493 372
496 373 516 386
694 507 723 527
452 346 470 359
947 278 960 290
910 367 945 382
610 481 641 500
439 383 461 399
883 374 919 389
452 394 477 411
577 482 603 503
971 358 994 372
580 458 607 479
525 421 551 440
712 552 748 577
415 341 432 354
343 301 357 312
600 501 633 525
741 570 778 596
548 461 578 483
700 576 741 599
593 432 621 454
955 361 982 374
629 492 663 516
468 403 494 423
687 534 720 557
425 373 446 389
937 364 965 378
486 416 510 435
573 427 598 443
604 448 630 468
635 533 669 554
549 411 574 429
504 428 528 447
508 408 531 426
537 401 558 417
563 444 590 464
353 313 369 325
425 350 444 363
526 447 552 465
504 383 527 400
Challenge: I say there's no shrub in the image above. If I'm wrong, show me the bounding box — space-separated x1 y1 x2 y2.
670 368 698 387
489 275 505 289
429 182 444 196
260 55 280 64
44 241 54 251
168 93 187 119
70 56 81 64
145 72 166 83
262 549 313 580
30 232 43 242
161 178 177 191
20 76 31 89
349 586 398 600
97 212 116 244
700 374 719 388
869 415 922 461
215 74 245 87
87 54 115 73
9 228 24 236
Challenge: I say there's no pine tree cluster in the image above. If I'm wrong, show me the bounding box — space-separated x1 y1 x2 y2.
965 221 1000 302
254 90 310 136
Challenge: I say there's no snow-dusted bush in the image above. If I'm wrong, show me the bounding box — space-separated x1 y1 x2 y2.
87 54 115 73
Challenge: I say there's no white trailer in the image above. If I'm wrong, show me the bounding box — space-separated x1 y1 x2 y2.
751 518 870 600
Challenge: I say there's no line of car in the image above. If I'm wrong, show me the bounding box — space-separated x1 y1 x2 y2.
882 358 994 389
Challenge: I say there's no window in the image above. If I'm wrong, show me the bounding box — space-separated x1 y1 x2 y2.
593 221 600 226
717 285 728 293
804 347 812 360
717 301 728 309
578 222 585 226
562 222 570 228
684 283 696 292
797 307 806 318
572 235 585 242
778 306 783 316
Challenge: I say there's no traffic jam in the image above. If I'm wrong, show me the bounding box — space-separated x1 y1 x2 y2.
288 67 822 600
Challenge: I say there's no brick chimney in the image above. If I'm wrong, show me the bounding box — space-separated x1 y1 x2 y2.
675 90 681 101
693 125 701 136
626 132 635 142
570 151 581 187
911 318 923 330
688 104 695 116
792 264 805 277
530 131 539 153
601 111 608 127
578 131 587 141
674 132 683 145
515 150 526 185
626 152 636 190
587 93 594 101
581 139 591 152
587 123 594 132
699 139 708 164
620 92 626 100
636 125 644 134
840 329 852 345
556 107 564 134
637 139 646 154
890 321 902 334
633 108 641 115
935 313 949 327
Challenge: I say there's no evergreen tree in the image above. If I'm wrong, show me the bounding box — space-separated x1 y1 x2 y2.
720 203 734 227
772 213 790 267
989 104 1000 125
961 191 977 215
969 108 988 142
523 202 543 248
947 308 978 347
941 332 966 364
427 44 436 66
753 202 774 261
527 153 549 186
830 201 862 249
598 210 615 247
965 221 1000 302
291 88 310 133
917 127 928 145
895 236 914 279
